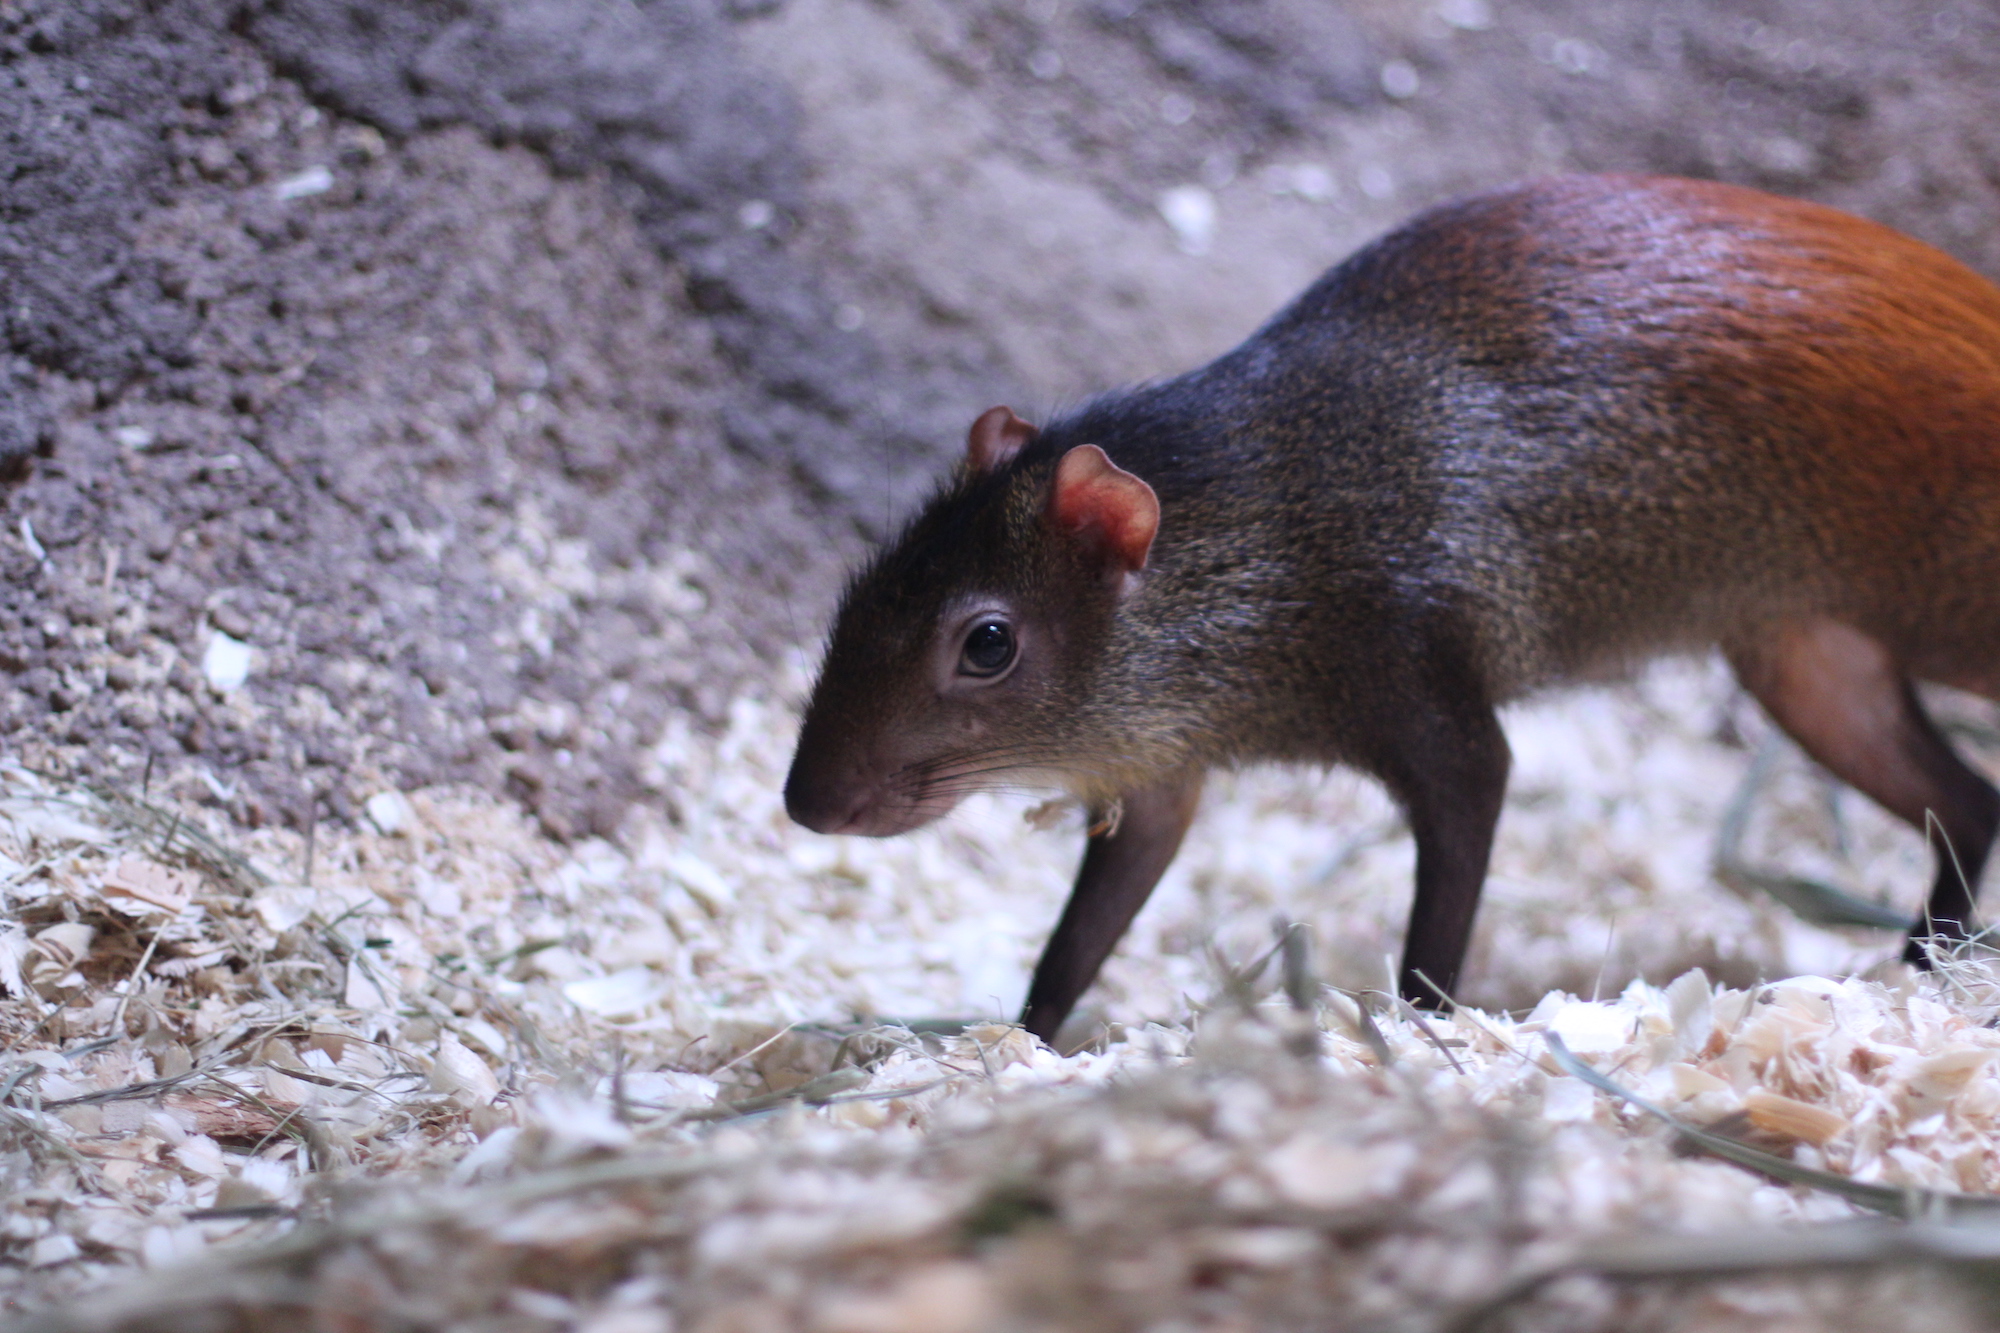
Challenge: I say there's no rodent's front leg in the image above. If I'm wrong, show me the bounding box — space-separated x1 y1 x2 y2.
1018 775 1204 1045
1377 702 1511 1009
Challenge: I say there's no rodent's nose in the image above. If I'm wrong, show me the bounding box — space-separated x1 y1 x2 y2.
783 757 867 834
783 775 841 833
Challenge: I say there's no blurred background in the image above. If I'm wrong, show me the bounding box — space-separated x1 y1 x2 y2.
4 0 2000 1014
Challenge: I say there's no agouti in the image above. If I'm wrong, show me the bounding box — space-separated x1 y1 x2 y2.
784 173 2000 1043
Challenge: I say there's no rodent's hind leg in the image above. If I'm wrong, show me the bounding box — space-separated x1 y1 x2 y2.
1726 618 2000 963
1018 774 1204 1046
1379 704 1511 1009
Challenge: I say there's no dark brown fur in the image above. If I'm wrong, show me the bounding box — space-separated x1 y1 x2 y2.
786 174 2000 1042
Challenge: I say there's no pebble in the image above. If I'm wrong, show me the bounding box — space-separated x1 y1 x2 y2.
273 165 334 201
201 632 252 690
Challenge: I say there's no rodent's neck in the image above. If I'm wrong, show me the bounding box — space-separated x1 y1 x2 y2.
1031 368 1456 774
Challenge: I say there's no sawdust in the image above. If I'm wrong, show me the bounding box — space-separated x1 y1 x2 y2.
7 660 2000 1329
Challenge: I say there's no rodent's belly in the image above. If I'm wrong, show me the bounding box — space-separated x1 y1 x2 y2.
1440 509 1777 697
1483 516 2000 702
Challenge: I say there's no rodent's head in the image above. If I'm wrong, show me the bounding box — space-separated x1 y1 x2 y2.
785 407 1160 836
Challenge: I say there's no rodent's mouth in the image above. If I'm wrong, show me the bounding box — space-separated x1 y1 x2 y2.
816 790 961 837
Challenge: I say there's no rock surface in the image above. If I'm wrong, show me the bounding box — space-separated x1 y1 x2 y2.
3 0 1999 838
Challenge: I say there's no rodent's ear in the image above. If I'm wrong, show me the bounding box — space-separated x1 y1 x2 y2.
966 406 1038 474
1049 444 1159 578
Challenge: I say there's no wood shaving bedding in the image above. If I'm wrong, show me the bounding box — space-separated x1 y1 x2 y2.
4 659 2000 1329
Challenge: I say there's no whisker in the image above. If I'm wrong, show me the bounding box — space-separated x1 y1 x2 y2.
901 744 1054 777
931 772 1131 803
900 764 1056 784
902 761 1052 790
919 755 1052 778
922 781 1060 803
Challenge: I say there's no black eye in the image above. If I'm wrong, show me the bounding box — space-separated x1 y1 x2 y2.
960 620 1016 677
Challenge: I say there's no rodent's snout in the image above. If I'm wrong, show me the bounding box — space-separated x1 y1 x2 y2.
782 763 851 834
782 749 886 835
783 776 924 836
784 749 951 837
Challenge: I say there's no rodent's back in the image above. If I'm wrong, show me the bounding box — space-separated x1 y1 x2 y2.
1076 175 2000 701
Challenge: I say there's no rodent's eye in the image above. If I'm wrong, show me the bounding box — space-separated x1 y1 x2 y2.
959 620 1017 678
